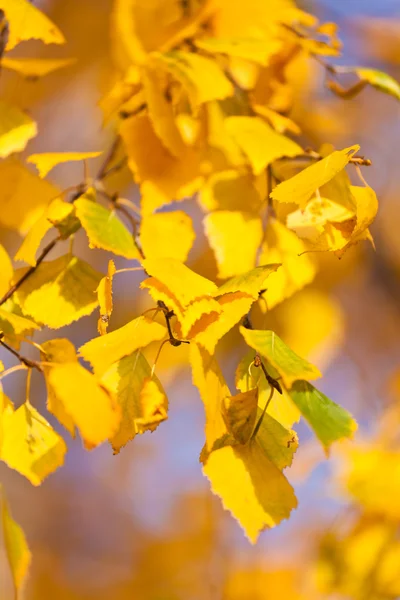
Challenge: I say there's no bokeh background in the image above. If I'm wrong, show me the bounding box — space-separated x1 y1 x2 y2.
1 1 400 598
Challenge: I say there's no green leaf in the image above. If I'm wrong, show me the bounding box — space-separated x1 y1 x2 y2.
75 193 140 259
239 327 321 388
1 490 32 598
215 264 281 299
255 411 298 470
289 380 357 452
15 255 103 328
341 67 400 101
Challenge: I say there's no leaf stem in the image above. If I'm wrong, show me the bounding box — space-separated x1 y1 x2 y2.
0 334 43 372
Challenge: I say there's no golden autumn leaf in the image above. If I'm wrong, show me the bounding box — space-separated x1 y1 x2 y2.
203 441 297 543
79 316 167 375
28 151 102 178
224 116 302 175
204 211 263 279
121 114 202 214
0 306 40 338
199 170 264 213
1 489 32 599
0 0 65 50
46 362 121 450
195 37 283 66
270 146 360 208
1 56 76 77
142 258 218 306
14 255 103 328
259 219 317 310
190 343 231 456
152 50 234 108
140 210 195 262
222 388 259 444
0 159 60 234
97 259 116 335
14 212 53 267
0 100 37 158
216 264 281 299
0 243 13 298
101 350 168 453
0 400 67 485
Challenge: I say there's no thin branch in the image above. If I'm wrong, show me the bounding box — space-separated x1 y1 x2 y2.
157 301 189 347
0 235 60 306
0 334 43 372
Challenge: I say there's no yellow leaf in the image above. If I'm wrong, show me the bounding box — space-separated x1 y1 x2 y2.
142 258 218 306
142 65 185 157
287 196 355 242
175 296 222 340
0 0 65 50
1 490 31 598
216 264 281 299
79 316 167 376
203 441 297 543
270 146 360 208
205 102 245 168
240 327 322 388
199 170 263 213
222 388 258 444
0 243 13 298
235 351 301 429
15 255 103 328
195 37 282 66
140 211 195 262
259 219 317 309
97 260 116 335
338 66 400 101
40 339 77 437
175 113 200 146
204 211 263 279
152 50 234 108
0 100 37 158
225 117 302 175
252 104 301 135
101 351 167 453
45 197 80 239
14 212 53 267
28 151 102 178
0 307 40 337
120 114 202 214
0 158 60 234
47 362 121 450
1 56 76 78
190 343 231 455
75 193 140 260
140 276 183 319
0 401 67 485
193 292 254 354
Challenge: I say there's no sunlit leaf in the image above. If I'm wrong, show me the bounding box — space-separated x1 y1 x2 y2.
0 243 13 298
101 350 167 454
152 50 234 107
289 380 357 452
1 490 31 598
15 255 102 328
199 170 263 213
14 212 53 267
46 361 121 450
97 260 116 335
0 158 60 234
203 440 297 543
140 211 195 262
222 388 258 444
75 193 140 260
79 316 167 375
216 264 281 299
339 66 400 101
1 56 76 78
259 219 317 309
0 100 37 158
225 117 302 175
0 0 65 50
204 211 263 279
0 401 67 485
28 151 102 178
240 327 321 388
195 37 282 66
270 146 360 208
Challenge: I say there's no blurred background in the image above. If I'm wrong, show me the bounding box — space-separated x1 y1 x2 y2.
1 0 400 598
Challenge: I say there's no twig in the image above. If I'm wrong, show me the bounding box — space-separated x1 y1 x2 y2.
0 235 60 306
0 334 43 372
157 301 189 347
